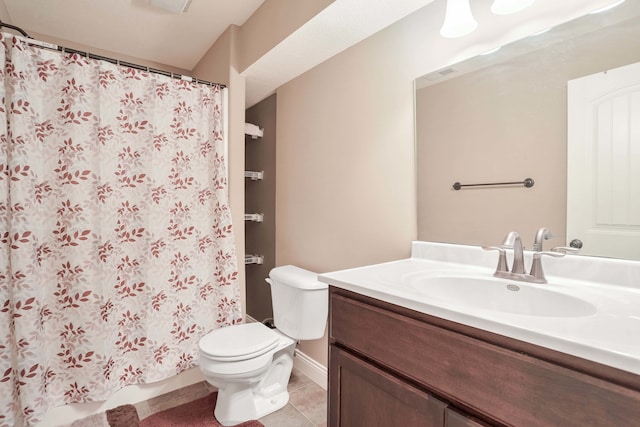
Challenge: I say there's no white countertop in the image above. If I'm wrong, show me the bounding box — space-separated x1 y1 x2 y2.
319 241 640 375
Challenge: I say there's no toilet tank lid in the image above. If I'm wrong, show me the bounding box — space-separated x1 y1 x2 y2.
269 265 327 290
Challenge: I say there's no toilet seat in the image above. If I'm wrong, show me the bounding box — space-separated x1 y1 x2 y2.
199 323 280 362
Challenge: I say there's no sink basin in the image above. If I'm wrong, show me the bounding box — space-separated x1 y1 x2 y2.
320 242 640 375
404 275 598 317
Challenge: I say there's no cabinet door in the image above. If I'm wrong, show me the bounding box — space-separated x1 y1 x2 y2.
445 407 492 427
329 345 446 427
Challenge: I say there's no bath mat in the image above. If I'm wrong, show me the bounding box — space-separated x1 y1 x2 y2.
65 404 140 427
140 392 263 427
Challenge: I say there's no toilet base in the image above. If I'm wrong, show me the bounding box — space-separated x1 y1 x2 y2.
204 338 296 426
215 388 289 425
254 390 289 417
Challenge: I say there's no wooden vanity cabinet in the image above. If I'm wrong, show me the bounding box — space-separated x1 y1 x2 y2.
328 287 640 427
445 408 492 427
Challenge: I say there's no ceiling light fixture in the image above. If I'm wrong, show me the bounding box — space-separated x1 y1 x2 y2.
491 0 535 15
147 0 192 14
440 0 478 38
589 0 625 14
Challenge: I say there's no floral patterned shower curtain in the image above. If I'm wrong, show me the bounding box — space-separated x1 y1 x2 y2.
0 33 242 426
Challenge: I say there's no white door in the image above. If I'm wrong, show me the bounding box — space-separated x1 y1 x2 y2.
567 61 640 260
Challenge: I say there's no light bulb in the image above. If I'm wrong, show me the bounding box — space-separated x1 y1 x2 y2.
491 0 535 15
440 0 478 38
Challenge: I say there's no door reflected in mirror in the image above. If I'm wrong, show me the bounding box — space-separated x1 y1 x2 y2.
567 61 640 261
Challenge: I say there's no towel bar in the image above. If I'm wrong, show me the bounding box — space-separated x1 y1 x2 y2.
453 178 534 190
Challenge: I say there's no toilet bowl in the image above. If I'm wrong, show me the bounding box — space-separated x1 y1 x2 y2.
198 265 328 426
199 322 296 425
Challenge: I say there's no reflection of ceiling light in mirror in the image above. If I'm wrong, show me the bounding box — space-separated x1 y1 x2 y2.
480 46 501 55
589 0 625 14
440 0 478 38
491 0 535 15
532 27 552 36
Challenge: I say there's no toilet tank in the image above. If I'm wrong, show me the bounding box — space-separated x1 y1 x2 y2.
267 265 328 340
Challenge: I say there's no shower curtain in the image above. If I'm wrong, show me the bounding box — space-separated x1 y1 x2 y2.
0 33 242 426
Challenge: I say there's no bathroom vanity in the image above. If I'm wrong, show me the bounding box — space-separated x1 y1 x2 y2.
320 242 640 427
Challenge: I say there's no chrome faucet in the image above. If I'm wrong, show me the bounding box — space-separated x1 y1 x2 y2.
501 231 525 274
529 245 580 282
481 231 525 276
483 229 579 284
529 249 564 283
532 227 552 252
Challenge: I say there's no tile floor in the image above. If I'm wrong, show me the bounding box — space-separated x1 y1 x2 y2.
134 368 327 426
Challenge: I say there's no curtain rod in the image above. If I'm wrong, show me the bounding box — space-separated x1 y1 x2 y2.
0 20 226 89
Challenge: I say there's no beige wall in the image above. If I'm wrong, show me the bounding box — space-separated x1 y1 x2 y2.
275 36 417 366
416 58 568 250
273 0 617 366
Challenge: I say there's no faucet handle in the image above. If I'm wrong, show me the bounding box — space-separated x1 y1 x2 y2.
533 250 566 260
482 246 509 273
551 246 580 254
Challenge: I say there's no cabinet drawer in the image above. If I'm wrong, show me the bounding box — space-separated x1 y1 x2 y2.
330 291 640 427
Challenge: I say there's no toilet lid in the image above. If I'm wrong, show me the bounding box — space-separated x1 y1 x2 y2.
199 322 280 361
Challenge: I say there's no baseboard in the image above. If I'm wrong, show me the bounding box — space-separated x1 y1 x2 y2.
293 348 328 390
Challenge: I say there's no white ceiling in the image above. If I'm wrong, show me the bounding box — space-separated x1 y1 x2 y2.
0 0 435 106
0 0 265 70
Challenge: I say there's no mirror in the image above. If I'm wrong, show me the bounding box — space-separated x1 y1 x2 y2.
415 0 640 260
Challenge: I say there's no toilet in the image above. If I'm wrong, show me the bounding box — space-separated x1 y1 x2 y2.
198 265 328 426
